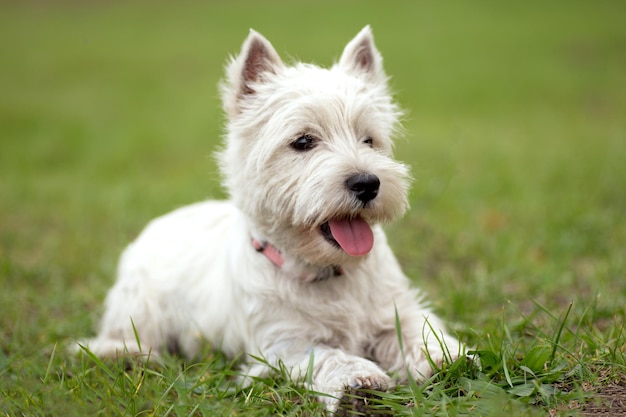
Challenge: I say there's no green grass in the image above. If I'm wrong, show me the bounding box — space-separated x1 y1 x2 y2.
1 0 625 415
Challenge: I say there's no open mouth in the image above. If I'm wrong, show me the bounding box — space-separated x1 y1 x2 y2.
320 221 339 248
319 217 374 256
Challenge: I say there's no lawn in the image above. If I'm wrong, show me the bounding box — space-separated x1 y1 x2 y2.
1 1 625 416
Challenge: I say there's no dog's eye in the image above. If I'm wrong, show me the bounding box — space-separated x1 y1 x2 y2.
363 137 374 147
291 134 317 151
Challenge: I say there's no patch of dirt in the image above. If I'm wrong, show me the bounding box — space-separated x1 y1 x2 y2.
581 382 626 417
549 369 626 417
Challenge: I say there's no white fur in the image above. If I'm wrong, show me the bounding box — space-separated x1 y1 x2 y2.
80 26 463 412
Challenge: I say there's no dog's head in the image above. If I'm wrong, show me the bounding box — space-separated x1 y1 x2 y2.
218 26 411 267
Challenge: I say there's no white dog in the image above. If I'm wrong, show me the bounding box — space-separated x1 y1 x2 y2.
81 26 463 412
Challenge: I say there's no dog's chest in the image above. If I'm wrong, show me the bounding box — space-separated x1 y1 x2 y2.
268 273 381 351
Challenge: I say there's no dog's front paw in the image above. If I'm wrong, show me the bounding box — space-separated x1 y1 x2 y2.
335 374 392 416
407 339 462 382
316 359 393 414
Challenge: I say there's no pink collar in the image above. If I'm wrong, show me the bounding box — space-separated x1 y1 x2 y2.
251 238 343 280
251 238 285 268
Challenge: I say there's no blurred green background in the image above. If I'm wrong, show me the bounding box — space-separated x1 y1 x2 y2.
1 0 625 414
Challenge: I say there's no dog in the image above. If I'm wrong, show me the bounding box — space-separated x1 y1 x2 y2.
80 26 463 412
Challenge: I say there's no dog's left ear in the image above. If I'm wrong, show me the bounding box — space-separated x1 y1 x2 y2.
338 25 386 84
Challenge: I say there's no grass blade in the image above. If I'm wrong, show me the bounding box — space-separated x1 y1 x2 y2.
77 343 117 380
42 342 57 384
550 301 573 364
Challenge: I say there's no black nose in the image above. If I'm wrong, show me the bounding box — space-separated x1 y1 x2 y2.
346 173 380 204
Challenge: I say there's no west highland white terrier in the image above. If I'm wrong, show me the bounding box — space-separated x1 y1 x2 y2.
81 26 463 412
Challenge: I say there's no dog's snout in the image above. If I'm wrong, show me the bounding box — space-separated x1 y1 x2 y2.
346 173 380 204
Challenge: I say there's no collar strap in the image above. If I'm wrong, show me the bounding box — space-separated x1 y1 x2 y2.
251 238 343 280
252 238 285 268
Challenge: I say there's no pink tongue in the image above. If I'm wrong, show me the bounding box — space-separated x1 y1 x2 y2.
328 217 374 256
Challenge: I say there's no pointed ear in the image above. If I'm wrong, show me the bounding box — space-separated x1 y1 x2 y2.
221 29 284 117
338 25 386 83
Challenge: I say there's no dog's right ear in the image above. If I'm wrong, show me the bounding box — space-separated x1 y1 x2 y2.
221 30 284 117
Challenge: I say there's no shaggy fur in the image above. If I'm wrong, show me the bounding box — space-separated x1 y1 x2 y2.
80 26 463 412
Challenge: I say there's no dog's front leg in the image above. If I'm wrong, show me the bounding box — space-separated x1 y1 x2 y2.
243 342 393 413
370 305 463 383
